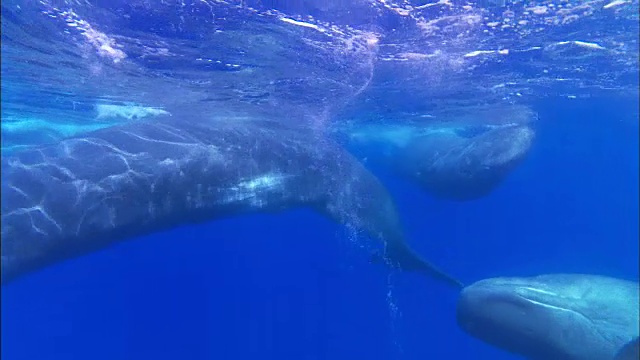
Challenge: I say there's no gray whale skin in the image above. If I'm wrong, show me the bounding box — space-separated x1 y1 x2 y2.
399 124 534 201
456 273 639 360
1 118 461 287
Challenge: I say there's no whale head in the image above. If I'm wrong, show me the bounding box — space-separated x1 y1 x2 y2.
456 274 639 360
403 123 535 201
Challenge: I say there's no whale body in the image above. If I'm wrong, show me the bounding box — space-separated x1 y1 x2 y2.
397 123 534 200
1 117 461 287
456 274 640 360
339 105 536 201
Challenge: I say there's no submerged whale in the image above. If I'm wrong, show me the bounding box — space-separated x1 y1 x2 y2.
396 123 534 200
1 117 462 287
456 274 640 360
340 105 536 201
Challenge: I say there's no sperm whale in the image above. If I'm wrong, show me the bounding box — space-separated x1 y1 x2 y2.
1 117 462 287
456 273 639 360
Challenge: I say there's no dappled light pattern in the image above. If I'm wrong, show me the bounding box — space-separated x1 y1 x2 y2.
1 117 461 286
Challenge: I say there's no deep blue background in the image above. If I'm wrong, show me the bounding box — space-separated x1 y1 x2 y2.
1 98 638 359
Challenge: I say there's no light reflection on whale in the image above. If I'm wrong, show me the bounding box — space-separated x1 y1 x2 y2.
1 116 462 287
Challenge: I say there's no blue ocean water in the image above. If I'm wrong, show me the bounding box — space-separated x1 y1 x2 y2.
1 1 638 359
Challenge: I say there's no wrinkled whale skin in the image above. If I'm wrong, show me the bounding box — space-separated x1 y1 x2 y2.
456 274 640 360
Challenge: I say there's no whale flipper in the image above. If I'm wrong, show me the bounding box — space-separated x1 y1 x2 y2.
1 117 460 287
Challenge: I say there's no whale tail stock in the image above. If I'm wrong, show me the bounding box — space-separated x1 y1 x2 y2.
316 153 464 290
317 206 464 289
370 241 464 289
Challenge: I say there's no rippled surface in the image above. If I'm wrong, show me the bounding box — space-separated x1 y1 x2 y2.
1 0 638 150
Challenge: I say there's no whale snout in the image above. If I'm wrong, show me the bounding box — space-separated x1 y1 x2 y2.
456 278 561 358
457 275 640 360
456 279 529 336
